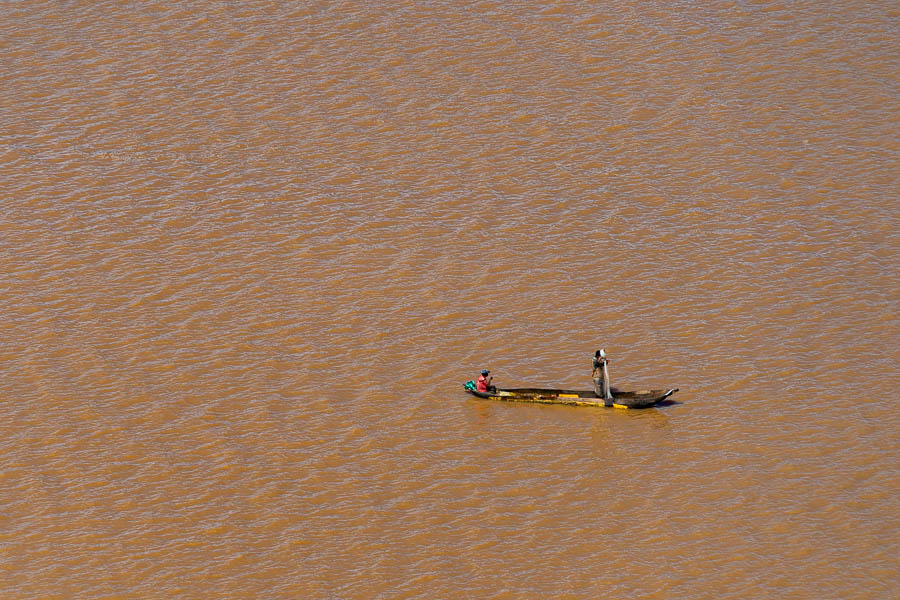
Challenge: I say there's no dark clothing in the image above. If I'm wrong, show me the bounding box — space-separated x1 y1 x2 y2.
592 357 610 401
592 357 606 379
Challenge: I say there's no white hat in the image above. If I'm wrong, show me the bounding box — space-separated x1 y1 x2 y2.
599 349 606 358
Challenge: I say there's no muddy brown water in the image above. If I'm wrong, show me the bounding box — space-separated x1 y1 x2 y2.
1 1 897 598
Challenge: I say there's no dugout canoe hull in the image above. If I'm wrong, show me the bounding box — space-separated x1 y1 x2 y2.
464 386 678 409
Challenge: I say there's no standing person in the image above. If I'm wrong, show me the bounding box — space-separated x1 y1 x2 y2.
592 350 612 401
476 369 494 392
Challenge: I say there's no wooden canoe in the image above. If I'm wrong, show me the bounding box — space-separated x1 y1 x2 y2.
464 386 678 409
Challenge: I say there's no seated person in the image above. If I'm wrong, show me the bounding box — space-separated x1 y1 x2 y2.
476 369 495 392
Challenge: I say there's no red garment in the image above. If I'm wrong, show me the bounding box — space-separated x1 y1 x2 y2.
476 374 490 392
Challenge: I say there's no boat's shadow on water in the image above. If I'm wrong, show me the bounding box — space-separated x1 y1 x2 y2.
655 399 681 407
